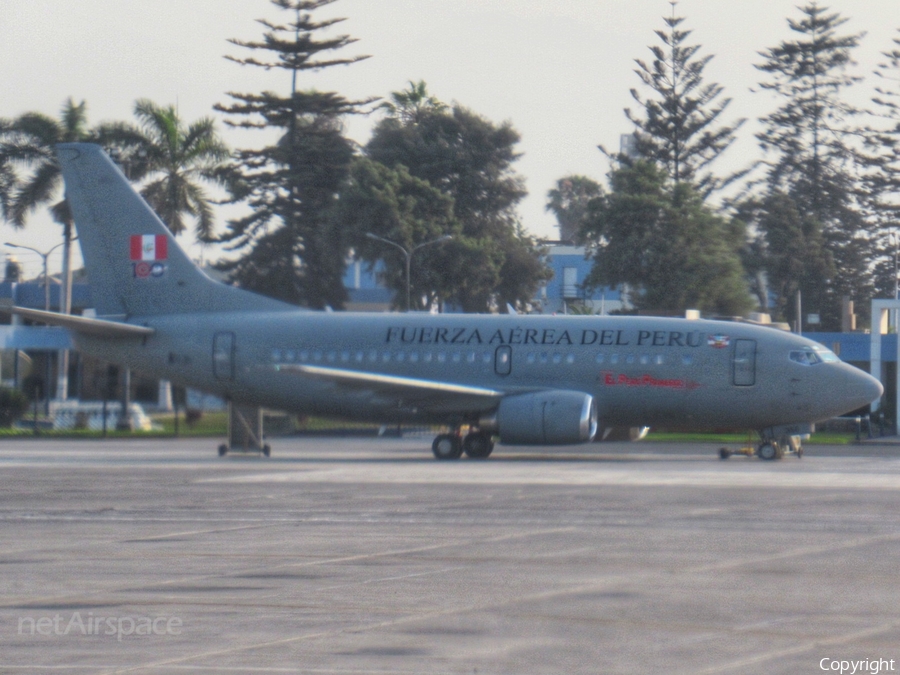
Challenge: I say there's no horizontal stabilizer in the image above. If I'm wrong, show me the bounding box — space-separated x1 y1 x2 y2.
0 302 154 338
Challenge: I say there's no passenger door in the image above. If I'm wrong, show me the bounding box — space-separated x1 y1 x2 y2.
732 339 756 387
213 332 235 381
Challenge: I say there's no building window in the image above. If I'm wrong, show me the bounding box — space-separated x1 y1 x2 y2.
562 267 578 298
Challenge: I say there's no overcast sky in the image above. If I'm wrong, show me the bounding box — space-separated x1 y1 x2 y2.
1 0 898 279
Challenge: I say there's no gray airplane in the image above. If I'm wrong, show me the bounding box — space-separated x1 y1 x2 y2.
7 144 883 460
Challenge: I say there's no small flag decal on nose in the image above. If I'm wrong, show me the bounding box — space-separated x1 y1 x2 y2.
130 234 168 261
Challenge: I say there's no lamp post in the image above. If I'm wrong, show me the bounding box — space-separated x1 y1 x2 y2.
365 233 452 311
4 241 65 312
5 241 67 414
892 230 899 302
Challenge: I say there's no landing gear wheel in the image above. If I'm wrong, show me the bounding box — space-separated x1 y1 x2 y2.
757 442 783 460
432 434 463 460
463 432 494 459
262 444 271 457
218 444 228 457
719 447 731 460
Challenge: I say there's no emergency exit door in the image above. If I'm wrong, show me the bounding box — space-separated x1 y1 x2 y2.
495 346 512 376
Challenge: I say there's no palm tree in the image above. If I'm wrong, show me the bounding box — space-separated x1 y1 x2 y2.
0 98 94 401
0 98 94 303
0 161 13 224
0 97 91 225
380 80 446 124
97 99 229 240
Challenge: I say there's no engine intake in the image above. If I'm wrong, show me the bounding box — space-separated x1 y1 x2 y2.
482 390 598 445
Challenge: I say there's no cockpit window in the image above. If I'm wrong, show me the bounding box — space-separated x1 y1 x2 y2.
812 344 840 362
790 345 839 366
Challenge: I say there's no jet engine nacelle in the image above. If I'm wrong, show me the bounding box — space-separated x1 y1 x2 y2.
484 390 598 445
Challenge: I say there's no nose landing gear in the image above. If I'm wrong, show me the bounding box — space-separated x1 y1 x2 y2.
719 431 805 460
757 441 784 461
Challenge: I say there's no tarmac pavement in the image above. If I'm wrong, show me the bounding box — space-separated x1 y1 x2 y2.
1 436 900 674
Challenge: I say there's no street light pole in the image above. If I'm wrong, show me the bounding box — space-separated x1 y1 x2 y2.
365 233 452 311
5 241 67 414
5 241 65 312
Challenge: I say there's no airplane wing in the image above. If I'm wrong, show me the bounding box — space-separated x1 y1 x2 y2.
274 363 505 412
0 303 154 339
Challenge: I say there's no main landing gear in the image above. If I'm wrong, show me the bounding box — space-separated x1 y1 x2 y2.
431 429 495 460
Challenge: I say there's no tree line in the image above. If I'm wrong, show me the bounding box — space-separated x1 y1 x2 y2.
2 0 899 328
552 2 900 331
0 0 548 314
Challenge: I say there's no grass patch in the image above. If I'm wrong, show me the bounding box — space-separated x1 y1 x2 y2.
152 411 228 436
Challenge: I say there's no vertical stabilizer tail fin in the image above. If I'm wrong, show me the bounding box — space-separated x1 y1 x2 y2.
56 143 294 317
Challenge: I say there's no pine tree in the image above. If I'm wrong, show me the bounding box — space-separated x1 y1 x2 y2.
753 2 870 329
582 160 752 316
738 194 835 326
618 2 744 194
214 0 373 308
862 29 900 299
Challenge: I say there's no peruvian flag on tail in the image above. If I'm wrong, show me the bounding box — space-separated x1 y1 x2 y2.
130 234 168 261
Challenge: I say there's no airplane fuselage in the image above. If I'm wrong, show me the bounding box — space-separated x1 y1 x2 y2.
77 311 875 434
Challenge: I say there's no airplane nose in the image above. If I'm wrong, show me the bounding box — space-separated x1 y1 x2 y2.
844 368 883 410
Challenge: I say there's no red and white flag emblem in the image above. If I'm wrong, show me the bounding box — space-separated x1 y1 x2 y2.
130 234 167 261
